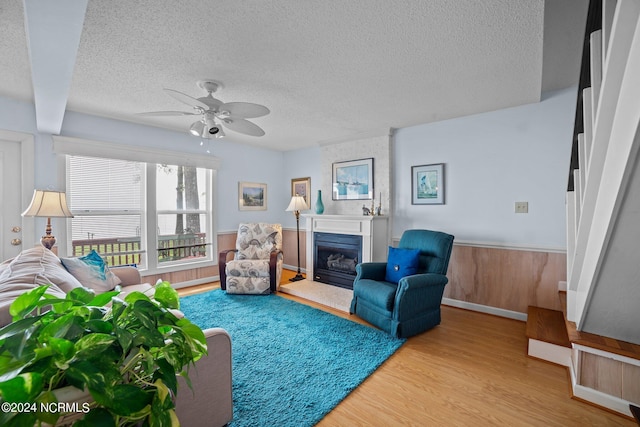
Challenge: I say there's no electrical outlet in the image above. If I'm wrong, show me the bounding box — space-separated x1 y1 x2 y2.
515 201 528 214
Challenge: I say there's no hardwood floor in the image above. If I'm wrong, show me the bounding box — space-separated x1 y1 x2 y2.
178 271 635 426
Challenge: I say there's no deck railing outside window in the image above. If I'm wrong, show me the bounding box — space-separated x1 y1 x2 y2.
72 233 208 267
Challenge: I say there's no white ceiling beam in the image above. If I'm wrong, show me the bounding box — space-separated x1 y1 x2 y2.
22 0 88 134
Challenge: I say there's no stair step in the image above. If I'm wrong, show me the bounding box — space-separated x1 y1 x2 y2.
526 306 571 348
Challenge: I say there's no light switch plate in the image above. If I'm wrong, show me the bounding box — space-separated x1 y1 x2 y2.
515 201 528 213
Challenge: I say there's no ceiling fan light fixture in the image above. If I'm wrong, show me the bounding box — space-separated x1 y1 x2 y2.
205 117 221 135
215 128 225 139
189 120 205 136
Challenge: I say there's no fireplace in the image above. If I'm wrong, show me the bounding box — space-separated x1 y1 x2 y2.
313 232 362 289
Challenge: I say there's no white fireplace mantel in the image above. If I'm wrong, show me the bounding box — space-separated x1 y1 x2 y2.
302 214 389 282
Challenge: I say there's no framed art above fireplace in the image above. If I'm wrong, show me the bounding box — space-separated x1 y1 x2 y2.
332 158 373 200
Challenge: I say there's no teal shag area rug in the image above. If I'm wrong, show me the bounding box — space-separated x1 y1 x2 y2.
180 290 405 427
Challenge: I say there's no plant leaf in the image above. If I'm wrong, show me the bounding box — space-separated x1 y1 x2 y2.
123 291 152 305
34 390 59 425
0 353 31 383
74 333 116 359
67 287 96 305
0 410 37 427
115 327 133 354
0 372 43 402
48 337 75 368
9 285 49 318
73 408 116 427
153 358 177 395
109 384 152 416
85 319 113 334
88 291 120 307
0 316 41 341
38 313 76 342
154 282 180 310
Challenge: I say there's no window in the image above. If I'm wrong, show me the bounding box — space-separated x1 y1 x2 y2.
66 155 214 272
155 165 211 266
68 156 145 267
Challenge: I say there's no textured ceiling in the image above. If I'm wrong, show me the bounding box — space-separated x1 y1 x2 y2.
0 0 587 151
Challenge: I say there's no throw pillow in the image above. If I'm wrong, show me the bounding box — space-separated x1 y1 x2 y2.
61 250 122 292
385 246 421 284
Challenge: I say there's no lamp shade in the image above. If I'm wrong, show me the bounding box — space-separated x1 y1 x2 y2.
286 195 308 212
22 190 74 218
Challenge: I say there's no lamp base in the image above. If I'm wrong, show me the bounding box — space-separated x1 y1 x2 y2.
41 235 56 250
289 273 305 282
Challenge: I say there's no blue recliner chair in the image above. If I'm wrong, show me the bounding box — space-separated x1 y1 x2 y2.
350 229 454 338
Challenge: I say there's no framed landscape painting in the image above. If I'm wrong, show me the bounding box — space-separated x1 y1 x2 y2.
332 158 373 200
291 177 311 209
412 163 445 205
239 182 267 211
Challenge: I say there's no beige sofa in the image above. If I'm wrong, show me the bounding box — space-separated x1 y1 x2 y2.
0 246 233 427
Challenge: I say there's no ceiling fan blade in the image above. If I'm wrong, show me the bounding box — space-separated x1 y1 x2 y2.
197 94 223 111
137 110 199 117
221 102 270 119
164 88 209 109
222 118 265 137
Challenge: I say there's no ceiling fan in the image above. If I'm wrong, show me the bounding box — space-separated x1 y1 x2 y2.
139 80 269 139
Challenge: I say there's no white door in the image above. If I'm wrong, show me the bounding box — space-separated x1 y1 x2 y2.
0 132 35 261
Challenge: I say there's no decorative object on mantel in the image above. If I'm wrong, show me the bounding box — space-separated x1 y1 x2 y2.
239 181 267 211
376 191 382 215
286 195 308 281
291 177 311 209
315 189 325 214
332 158 374 200
21 189 74 249
362 205 371 216
412 163 445 205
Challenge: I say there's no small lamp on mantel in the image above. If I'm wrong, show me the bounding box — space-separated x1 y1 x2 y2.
285 194 308 282
22 190 74 250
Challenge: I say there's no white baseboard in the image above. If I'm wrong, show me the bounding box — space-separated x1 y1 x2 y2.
441 297 527 321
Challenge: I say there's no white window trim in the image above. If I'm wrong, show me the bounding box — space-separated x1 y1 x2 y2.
55 135 219 275
53 135 221 169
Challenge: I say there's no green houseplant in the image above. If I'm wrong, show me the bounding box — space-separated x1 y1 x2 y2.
0 282 207 426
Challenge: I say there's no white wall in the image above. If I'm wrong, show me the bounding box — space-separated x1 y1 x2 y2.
392 87 577 249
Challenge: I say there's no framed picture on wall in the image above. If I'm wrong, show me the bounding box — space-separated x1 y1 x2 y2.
412 163 445 205
291 177 311 209
332 158 374 200
238 181 267 211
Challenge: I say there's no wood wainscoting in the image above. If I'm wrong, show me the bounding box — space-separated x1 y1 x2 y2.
444 243 567 318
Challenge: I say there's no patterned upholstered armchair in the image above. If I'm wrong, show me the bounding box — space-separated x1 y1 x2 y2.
218 223 284 294
350 229 454 338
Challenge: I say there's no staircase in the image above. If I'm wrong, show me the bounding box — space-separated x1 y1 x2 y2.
527 0 640 417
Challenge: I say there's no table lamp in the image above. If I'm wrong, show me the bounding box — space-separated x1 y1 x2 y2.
22 190 74 250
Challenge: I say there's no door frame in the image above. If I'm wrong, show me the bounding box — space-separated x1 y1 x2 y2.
0 130 35 252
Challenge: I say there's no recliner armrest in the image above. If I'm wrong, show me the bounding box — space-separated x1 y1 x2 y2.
355 262 387 281
394 273 449 319
269 249 284 292
218 249 238 290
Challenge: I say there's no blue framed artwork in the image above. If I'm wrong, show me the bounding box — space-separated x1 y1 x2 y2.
332 158 374 200
412 163 445 205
